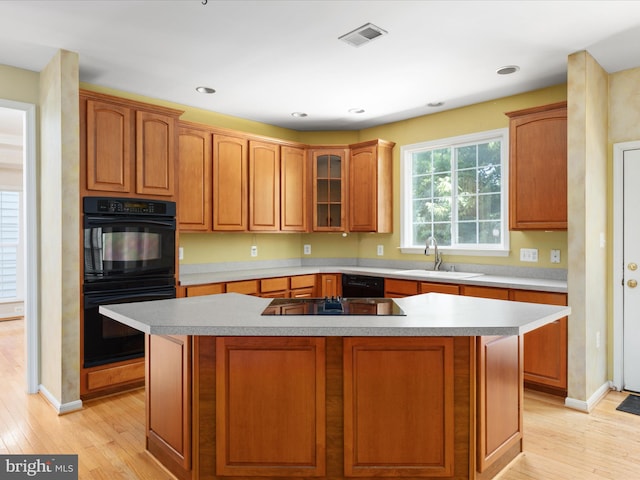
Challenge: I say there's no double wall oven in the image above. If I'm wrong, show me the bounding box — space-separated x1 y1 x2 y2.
82 197 176 368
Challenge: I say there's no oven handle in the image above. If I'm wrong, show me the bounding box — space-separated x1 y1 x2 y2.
84 215 176 228
84 288 176 308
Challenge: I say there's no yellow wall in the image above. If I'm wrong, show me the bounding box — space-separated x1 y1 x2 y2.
80 82 568 269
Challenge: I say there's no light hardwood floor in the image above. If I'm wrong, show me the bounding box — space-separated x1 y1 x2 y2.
2 318 640 479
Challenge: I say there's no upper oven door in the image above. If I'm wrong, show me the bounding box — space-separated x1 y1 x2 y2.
83 215 176 282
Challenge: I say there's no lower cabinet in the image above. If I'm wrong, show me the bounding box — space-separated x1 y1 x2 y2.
384 278 418 297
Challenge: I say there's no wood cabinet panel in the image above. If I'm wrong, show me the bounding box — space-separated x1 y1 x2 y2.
146 335 191 474
226 279 259 295
507 102 567 230
476 335 522 473
215 337 326 476
348 140 394 233
85 360 144 391
343 337 454 477
85 99 132 193
213 134 248 231
312 148 348 231
510 290 567 393
185 283 224 297
290 274 316 290
136 110 176 196
420 281 460 295
462 285 510 300
260 276 289 293
249 140 280 231
384 279 418 297
320 274 340 297
281 146 309 232
178 124 212 231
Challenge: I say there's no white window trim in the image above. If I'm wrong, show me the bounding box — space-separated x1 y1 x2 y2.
400 128 510 256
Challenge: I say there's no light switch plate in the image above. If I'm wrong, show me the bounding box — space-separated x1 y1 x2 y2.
520 248 538 262
377 245 384 256
250 245 258 257
304 244 311 255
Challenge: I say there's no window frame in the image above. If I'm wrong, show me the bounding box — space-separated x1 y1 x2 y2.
400 128 510 256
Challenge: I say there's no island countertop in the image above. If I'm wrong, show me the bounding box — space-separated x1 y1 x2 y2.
99 292 571 337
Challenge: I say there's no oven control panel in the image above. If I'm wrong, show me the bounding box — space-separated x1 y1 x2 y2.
83 197 176 216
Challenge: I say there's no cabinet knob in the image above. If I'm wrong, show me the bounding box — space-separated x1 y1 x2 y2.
628 279 638 288
629 262 638 271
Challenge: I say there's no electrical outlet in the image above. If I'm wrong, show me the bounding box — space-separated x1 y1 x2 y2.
250 245 258 257
304 244 311 255
519 248 538 262
179 247 184 260
550 249 561 263
377 245 384 256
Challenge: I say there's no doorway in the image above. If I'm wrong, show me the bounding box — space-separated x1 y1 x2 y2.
0 100 38 394
613 141 640 392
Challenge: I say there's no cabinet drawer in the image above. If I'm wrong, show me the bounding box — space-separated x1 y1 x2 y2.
290 274 316 290
384 279 418 296
420 282 460 295
261 277 289 293
87 361 145 391
226 280 259 295
462 285 509 299
186 283 225 297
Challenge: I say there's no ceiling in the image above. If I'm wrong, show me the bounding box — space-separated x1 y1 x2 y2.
1 0 640 132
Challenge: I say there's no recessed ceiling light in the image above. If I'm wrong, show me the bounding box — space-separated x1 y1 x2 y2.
196 86 216 94
348 108 365 114
496 65 520 75
427 101 444 108
291 112 308 118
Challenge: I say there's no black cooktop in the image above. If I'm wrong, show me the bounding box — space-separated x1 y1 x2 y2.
262 297 406 316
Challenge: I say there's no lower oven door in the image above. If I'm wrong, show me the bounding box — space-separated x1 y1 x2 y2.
83 285 175 368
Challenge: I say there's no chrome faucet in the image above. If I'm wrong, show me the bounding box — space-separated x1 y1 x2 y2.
424 235 442 271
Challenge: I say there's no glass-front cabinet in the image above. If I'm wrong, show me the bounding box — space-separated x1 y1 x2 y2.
311 148 348 231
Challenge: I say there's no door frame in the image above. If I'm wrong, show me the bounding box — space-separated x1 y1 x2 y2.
0 99 38 394
612 140 640 391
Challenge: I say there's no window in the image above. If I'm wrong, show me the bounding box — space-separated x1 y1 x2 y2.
0 191 19 299
400 129 509 256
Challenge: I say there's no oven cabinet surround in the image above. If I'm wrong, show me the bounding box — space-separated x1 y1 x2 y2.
80 89 183 199
100 293 569 480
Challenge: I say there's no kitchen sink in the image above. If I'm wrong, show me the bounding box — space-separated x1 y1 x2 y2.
394 269 484 280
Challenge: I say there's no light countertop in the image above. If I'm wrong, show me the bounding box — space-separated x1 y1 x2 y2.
179 266 567 293
100 292 571 337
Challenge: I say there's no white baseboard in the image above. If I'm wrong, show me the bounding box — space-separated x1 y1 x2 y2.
38 384 83 415
564 381 612 412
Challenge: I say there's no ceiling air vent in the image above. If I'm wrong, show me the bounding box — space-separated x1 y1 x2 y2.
339 23 388 47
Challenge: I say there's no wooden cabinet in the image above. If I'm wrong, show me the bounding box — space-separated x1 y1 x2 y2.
146 334 192 479
348 139 394 233
290 274 316 297
506 102 567 230
510 290 568 394
249 140 280 231
260 277 288 297
81 90 182 199
320 274 341 297
178 122 212 231
185 283 224 297
226 279 259 295
215 337 326 477
343 337 454 477
420 281 460 295
311 148 348 231
385 279 419 298
280 146 309 232
462 285 510 300
213 134 248 231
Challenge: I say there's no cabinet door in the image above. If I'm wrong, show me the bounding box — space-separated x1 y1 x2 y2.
384 279 418 298
312 148 347 231
320 274 340 297
216 337 326 476
86 99 133 193
348 140 394 233
420 282 460 295
281 146 308 232
511 290 567 392
249 141 280 231
213 134 248 231
462 285 509 299
178 125 212 231
136 110 176 197
507 102 567 230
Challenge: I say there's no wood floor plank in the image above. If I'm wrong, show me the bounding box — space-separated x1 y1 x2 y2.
3 319 640 480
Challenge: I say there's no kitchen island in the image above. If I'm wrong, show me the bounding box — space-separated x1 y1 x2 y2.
100 293 570 480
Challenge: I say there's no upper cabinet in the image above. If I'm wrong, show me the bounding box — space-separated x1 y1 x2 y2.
178 122 212 231
311 148 348 232
213 134 248 231
506 102 567 230
280 146 309 232
80 90 182 199
349 139 395 233
249 140 280 231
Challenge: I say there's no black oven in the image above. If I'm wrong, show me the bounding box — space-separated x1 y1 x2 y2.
82 197 177 368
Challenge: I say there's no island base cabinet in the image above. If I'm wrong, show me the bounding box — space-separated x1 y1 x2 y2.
343 337 455 477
